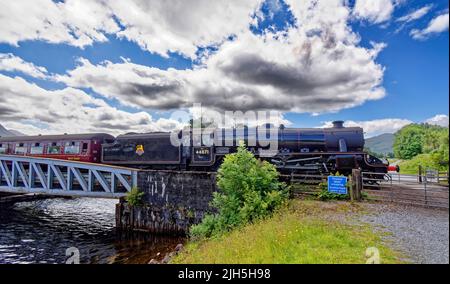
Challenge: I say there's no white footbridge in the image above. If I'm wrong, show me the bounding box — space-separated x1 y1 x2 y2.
0 155 138 198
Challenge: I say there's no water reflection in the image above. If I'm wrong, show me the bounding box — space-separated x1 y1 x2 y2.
0 197 184 264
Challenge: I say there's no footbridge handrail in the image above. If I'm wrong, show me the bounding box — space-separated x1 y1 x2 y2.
0 154 138 198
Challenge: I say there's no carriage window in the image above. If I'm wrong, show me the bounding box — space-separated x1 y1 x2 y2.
30 142 44 154
0 143 7 154
47 142 61 154
64 141 80 154
14 143 28 154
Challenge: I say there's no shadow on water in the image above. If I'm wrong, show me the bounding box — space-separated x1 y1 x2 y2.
0 197 185 264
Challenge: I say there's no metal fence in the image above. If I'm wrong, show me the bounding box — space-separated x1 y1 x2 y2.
362 171 449 208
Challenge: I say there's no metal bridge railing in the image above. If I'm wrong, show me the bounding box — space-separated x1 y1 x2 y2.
0 155 138 198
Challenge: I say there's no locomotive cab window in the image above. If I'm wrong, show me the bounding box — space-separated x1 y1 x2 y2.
202 132 214 147
47 142 61 154
30 142 44 154
14 143 28 154
64 141 80 154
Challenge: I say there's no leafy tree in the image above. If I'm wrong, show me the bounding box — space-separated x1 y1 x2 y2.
393 124 424 159
436 127 449 165
190 142 288 239
395 123 449 172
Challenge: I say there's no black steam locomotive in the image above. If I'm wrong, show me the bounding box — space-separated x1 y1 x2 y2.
101 121 389 176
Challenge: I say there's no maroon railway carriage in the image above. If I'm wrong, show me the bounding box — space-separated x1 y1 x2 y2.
0 133 114 163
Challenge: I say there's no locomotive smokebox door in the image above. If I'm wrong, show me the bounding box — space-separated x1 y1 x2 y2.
193 146 213 163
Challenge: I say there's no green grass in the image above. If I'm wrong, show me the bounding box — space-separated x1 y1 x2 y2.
173 200 404 264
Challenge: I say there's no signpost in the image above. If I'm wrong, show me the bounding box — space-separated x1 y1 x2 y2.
328 176 348 194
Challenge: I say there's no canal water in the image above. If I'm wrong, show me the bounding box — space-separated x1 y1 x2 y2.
0 197 184 264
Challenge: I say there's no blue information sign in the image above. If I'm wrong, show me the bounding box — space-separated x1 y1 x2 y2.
327 176 348 194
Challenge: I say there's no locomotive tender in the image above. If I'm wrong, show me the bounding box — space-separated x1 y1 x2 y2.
0 121 389 176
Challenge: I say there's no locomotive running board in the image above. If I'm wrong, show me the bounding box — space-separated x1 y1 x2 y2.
271 156 322 165
283 157 322 164
276 165 320 170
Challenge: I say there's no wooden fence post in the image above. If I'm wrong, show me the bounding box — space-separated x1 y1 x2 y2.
418 165 423 183
351 169 362 201
350 174 355 201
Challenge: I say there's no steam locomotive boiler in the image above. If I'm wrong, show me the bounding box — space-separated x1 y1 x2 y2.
101 121 389 176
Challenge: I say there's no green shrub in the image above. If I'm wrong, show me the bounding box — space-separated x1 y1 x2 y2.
399 153 449 174
125 186 145 206
190 142 289 240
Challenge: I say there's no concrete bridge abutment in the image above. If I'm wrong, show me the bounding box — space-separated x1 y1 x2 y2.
115 170 217 235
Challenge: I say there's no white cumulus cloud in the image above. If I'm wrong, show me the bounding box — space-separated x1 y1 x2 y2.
410 12 449 40
0 53 49 79
396 5 432 23
352 0 399 24
424 114 449 127
109 0 263 58
0 0 262 59
0 0 394 135
321 118 413 138
55 0 387 115
0 0 120 48
0 74 183 136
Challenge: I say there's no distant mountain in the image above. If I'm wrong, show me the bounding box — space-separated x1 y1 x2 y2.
0 124 24 137
365 133 395 155
8 129 24 136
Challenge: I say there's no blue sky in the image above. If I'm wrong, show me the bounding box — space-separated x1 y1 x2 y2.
0 0 448 137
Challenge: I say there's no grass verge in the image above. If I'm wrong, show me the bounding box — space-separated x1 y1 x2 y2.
172 200 404 264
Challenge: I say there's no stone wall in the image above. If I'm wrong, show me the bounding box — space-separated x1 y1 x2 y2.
116 170 217 235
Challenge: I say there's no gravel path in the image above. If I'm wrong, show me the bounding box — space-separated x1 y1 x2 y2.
359 203 449 264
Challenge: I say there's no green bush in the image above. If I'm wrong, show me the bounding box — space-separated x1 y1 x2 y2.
399 153 448 174
125 186 145 206
190 142 289 239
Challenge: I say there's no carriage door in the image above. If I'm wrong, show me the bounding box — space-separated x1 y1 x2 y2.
81 142 89 155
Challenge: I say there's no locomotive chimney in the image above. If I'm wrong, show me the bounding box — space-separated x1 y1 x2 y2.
332 120 344 128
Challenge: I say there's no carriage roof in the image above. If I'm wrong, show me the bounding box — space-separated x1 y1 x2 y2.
0 133 114 143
